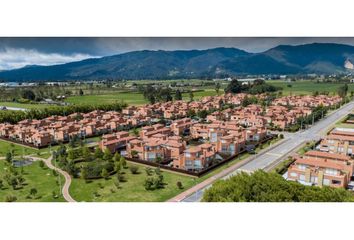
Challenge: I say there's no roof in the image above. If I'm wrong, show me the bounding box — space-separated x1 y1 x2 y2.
305 150 350 161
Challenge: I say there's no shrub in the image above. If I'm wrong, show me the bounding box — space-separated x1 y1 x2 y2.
39 161 45 168
129 165 139 174
177 181 183 189
5 195 17 202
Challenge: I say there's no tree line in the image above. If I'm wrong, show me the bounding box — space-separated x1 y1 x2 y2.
225 79 282 95
202 170 353 202
0 102 127 124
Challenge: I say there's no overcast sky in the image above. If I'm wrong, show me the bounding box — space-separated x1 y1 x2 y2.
1 37 354 71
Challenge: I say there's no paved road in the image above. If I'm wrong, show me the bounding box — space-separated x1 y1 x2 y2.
176 101 354 202
38 156 76 202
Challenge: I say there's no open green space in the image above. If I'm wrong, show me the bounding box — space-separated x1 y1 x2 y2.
268 80 354 96
0 160 65 202
65 89 220 106
0 140 39 157
66 92 147 106
0 101 52 109
69 162 197 202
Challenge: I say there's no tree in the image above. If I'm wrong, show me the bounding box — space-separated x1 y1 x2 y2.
189 91 194 102
215 82 221 95
174 89 182 100
94 148 104 159
30 188 38 199
39 161 45 168
67 149 75 161
144 177 154 190
113 179 120 190
225 79 242 94
115 161 122 173
113 152 121 162
101 168 109 179
129 165 139 174
82 147 91 161
197 110 208 119
0 179 3 190
79 89 84 96
120 157 127 168
145 167 153 176
5 152 12 164
81 167 88 181
21 89 36 101
202 170 353 202
103 149 113 161
148 94 156 104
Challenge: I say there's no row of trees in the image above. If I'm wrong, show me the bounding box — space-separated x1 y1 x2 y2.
225 79 281 95
0 102 127 124
203 170 353 202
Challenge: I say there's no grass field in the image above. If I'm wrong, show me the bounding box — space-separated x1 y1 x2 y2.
69 162 197 202
0 160 65 202
0 140 40 157
0 102 52 109
65 89 221 106
269 80 354 96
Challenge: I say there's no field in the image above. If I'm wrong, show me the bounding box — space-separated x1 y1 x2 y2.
65 89 221 106
0 139 40 157
0 136 101 158
0 101 51 109
0 160 65 202
69 162 197 202
269 80 354 96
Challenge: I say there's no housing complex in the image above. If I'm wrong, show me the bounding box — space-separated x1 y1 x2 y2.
0 93 344 173
287 127 354 188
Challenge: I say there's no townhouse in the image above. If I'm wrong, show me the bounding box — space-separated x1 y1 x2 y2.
287 150 354 188
317 128 354 156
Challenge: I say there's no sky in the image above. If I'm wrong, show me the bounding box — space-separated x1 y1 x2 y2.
1 37 354 71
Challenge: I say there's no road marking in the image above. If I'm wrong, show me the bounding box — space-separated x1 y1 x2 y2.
265 152 282 157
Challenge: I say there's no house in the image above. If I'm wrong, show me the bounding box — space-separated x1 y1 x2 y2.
317 128 354 156
287 150 354 188
175 143 217 170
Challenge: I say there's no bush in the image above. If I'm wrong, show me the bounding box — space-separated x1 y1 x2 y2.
129 165 139 174
5 195 17 202
177 181 183 189
39 161 45 168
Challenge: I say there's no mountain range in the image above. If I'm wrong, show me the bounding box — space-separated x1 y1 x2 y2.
1 43 354 81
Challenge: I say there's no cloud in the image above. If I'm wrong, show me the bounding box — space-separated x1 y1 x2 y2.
0 47 98 71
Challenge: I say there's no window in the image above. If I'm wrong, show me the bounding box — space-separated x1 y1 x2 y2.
290 172 298 177
194 160 202 168
332 180 342 185
185 160 192 166
299 174 305 181
310 176 318 184
185 152 191 158
323 178 330 186
297 164 307 170
325 168 338 176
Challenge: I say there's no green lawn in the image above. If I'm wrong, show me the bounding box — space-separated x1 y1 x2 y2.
69 162 197 202
65 89 220 106
0 101 52 109
0 140 40 157
268 80 354 96
0 160 65 202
